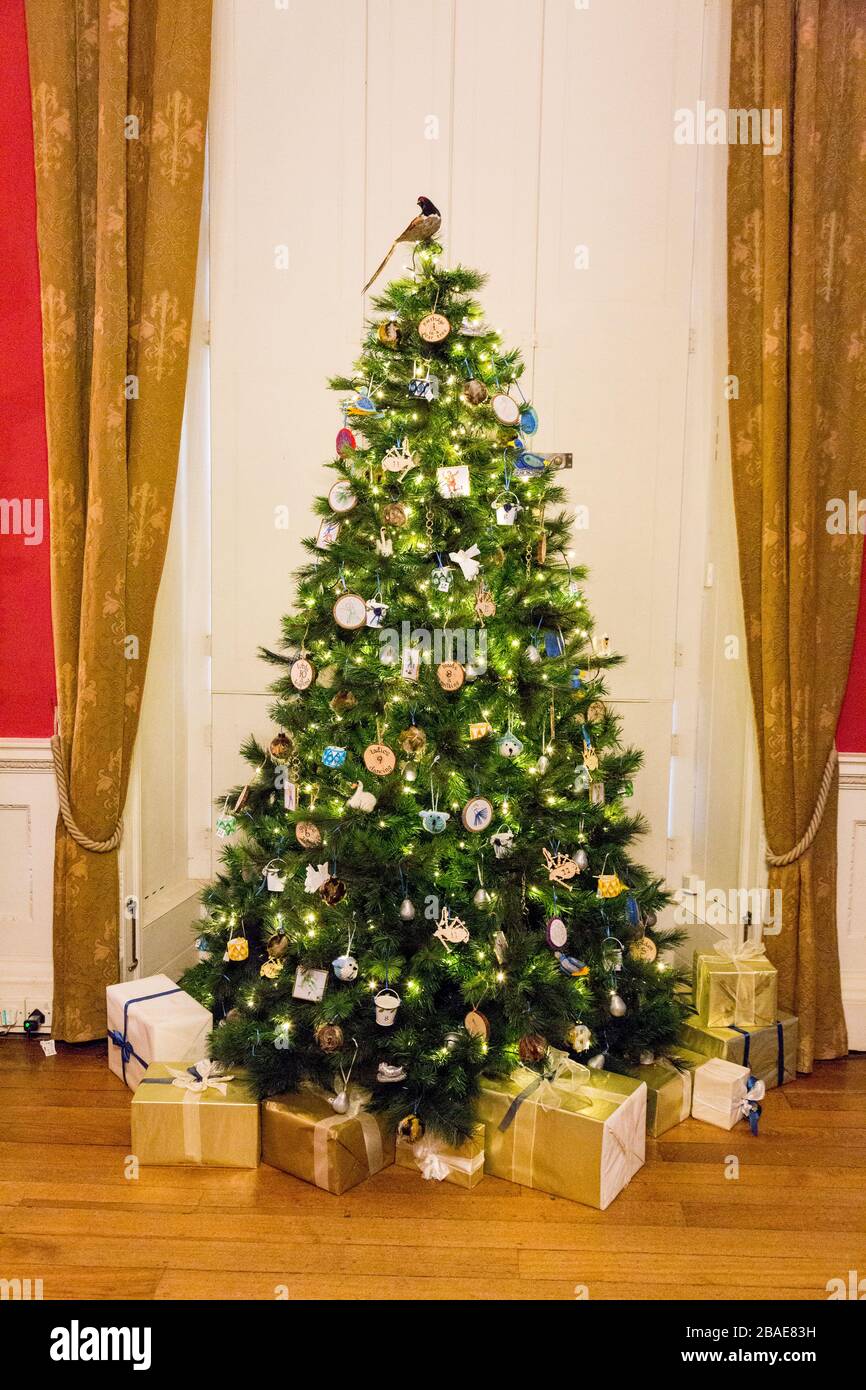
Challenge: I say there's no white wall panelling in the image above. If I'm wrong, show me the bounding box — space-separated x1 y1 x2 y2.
838 753 866 1050
205 0 755 918
0 739 56 1028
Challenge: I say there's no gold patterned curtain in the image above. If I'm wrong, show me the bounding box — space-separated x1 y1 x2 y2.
25 0 212 1041
728 0 866 1068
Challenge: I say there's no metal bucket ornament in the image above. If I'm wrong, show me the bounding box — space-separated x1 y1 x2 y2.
374 988 401 1026
601 936 624 972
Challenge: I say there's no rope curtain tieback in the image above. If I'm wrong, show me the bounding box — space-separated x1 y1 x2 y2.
51 735 123 853
765 745 837 869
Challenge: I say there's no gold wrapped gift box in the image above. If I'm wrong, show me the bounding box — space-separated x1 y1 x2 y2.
476 1064 646 1210
678 1012 797 1090
131 1062 260 1167
262 1089 394 1194
396 1124 485 1189
622 1058 692 1137
693 947 777 1029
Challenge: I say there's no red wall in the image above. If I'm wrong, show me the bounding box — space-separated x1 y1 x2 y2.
0 0 55 736
838 555 866 753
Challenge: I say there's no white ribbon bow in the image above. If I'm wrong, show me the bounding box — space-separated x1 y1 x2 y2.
449 545 481 580
167 1060 234 1096
415 1142 452 1181
737 1077 766 1118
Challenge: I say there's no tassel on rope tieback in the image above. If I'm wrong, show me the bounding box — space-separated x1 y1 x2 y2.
51 735 123 853
764 745 836 869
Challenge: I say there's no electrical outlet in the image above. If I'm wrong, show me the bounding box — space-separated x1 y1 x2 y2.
23 998 52 1033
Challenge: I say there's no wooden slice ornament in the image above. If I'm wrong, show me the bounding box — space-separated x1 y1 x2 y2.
363 742 397 777
333 593 367 630
546 916 569 949
417 311 451 343
464 1009 490 1041
436 660 465 692
491 392 520 427
290 655 316 691
462 796 494 833
328 480 357 514
295 821 322 849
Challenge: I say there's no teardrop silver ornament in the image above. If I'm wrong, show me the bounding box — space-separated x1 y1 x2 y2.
399 897 416 921
473 887 492 907
608 992 627 1018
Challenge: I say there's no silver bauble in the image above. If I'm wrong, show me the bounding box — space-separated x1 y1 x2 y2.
587 1053 606 1070
608 992 627 1018
537 754 550 774
524 643 542 664
464 662 481 681
639 1050 655 1066
473 887 492 908
330 1090 350 1114
403 765 417 783
644 910 658 928
573 848 589 872
399 897 416 920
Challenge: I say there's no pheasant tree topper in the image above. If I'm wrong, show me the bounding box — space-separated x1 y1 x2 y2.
362 196 441 293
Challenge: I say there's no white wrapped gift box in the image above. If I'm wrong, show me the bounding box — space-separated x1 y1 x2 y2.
106 974 212 1091
691 1056 750 1130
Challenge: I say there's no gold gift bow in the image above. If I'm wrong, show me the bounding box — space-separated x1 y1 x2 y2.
309 1085 384 1189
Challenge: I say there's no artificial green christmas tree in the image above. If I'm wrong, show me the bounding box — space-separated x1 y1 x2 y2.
182 221 690 1145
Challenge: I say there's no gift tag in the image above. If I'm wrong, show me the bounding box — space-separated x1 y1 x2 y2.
292 965 328 1002
462 796 493 832
328 479 357 513
402 646 421 681
316 517 341 549
364 742 396 776
333 592 367 630
290 655 316 691
283 780 297 811
437 660 465 691
437 465 471 498
418 311 451 343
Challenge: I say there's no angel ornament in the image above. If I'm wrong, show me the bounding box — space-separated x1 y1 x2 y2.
543 847 579 890
434 907 470 950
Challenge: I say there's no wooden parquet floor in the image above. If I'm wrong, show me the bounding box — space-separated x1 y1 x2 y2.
1 1038 864 1300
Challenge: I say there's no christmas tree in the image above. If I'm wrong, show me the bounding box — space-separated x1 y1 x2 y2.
183 215 689 1144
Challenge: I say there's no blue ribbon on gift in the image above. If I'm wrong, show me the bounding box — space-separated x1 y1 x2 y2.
730 1020 784 1086
744 1075 762 1136
107 987 182 1083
